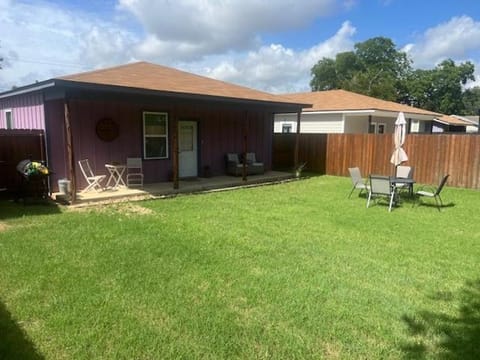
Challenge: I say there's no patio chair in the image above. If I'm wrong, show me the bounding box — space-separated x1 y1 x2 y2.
126 157 144 187
367 175 396 212
244 152 264 175
78 159 106 193
395 165 414 194
226 153 244 176
414 174 450 211
348 167 368 198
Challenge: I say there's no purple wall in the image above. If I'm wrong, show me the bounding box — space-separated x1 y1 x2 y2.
46 97 274 191
0 92 45 130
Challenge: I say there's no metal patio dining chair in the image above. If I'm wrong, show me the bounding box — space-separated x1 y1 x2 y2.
395 165 414 194
126 157 144 187
348 167 369 198
414 174 450 211
367 175 396 212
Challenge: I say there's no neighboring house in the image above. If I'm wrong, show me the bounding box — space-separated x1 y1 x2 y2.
274 89 441 134
432 115 474 133
0 62 308 193
456 115 479 133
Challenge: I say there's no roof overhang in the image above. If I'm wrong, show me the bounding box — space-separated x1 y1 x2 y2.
276 108 437 120
0 79 311 113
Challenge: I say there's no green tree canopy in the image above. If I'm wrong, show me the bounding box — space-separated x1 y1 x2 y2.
310 36 477 114
405 59 475 114
310 36 411 101
462 87 480 115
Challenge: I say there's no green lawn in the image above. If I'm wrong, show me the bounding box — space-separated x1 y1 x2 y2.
1 175 479 359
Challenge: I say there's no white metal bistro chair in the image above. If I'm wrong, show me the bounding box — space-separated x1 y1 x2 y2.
78 159 106 193
126 157 144 187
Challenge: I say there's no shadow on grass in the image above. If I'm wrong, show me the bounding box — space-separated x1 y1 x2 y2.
0 301 44 359
401 279 480 359
0 199 61 221
413 201 456 210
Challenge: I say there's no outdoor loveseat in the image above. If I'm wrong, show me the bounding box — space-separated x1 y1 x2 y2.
226 152 264 176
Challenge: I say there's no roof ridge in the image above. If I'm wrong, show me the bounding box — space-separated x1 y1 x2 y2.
57 61 148 80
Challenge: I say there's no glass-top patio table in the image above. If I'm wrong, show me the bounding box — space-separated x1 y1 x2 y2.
391 177 415 197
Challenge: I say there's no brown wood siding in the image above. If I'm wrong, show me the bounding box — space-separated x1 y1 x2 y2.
273 133 480 189
0 129 46 192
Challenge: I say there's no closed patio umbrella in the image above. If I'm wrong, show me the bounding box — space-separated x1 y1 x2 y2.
390 112 408 166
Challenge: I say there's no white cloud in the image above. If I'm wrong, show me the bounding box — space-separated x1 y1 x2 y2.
197 21 356 93
0 1 137 90
119 0 338 61
0 0 354 92
404 16 480 68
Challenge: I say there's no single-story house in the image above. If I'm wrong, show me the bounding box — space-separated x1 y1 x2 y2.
0 61 309 196
432 115 474 133
274 89 442 134
463 115 479 133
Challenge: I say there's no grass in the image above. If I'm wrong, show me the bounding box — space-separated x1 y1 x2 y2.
0 175 479 359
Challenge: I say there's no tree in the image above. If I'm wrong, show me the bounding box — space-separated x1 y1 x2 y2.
405 59 475 114
310 37 411 101
310 57 338 91
462 87 480 115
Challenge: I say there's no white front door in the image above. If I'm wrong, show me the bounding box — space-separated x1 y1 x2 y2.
178 121 198 178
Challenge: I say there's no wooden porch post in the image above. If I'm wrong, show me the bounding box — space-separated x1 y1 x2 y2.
242 111 248 181
172 115 179 189
294 110 301 170
63 100 76 203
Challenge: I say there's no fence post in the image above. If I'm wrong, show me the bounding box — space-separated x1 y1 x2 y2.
294 110 301 170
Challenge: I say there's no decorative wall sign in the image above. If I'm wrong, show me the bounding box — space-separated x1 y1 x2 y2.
96 118 119 142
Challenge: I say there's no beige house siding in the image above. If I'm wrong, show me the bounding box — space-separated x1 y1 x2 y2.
344 115 368 133
274 113 344 133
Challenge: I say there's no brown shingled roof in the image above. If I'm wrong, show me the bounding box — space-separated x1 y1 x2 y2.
435 115 472 126
58 61 307 106
282 89 440 116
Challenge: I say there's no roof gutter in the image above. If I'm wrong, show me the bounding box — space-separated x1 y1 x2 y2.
0 80 56 98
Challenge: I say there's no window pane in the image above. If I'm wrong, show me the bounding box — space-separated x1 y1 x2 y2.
145 137 167 158
378 124 385 134
179 125 193 151
144 113 167 135
282 124 292 133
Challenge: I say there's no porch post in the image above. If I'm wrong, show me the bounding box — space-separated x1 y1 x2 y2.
294 110 301 170
242 111 248 181
63 100 76 203
172 116 179 189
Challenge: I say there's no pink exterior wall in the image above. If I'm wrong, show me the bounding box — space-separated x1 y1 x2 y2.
45 97 274 192
0 92 45 130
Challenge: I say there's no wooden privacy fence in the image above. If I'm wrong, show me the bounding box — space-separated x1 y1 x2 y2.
273 133 480 189
0 130 46 192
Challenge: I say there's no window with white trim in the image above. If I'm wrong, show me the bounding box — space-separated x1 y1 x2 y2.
143 111 168 159
4 109 13 129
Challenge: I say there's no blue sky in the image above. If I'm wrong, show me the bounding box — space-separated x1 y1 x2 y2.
1 0 480 93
